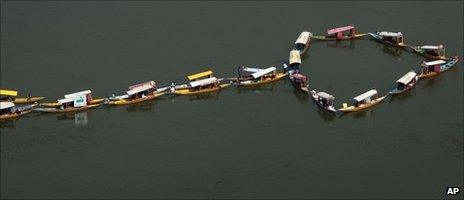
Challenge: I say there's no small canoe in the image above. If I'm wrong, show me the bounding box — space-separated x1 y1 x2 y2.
12 97 45 104
417 57 459 79
389 70 418 95
105 92 166 106
0 110 33 120
172 83 230 95
338 96 386 112
310 90 337 113
34 104 101 113
235 73 287 87
310 33 367 41
368 32 406 48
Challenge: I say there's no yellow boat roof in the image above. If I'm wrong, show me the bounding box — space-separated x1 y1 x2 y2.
187 70 213 81
0 89 18 97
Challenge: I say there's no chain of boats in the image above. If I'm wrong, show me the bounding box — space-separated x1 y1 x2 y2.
0 25 460 120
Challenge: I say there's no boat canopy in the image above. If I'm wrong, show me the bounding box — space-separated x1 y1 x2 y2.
64 90 91 99
396 71 417 84
251 67 276 79
294 31 311 44
420 45 443 50
0 101 15 110
378 31 402 37
0 89 18 97
126 84 154 96
317 92 335 100
353 89 378 102
187 71 213 81
425 60 446 66
58 97 76 104
189 77 218 88
128 81 156 90
291 73 307 80
327 25 354 35
289 50 302 64
242 67 262 73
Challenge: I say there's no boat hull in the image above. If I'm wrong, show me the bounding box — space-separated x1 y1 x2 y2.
338 96 386 112
13 97 45 104
0 110 32 120
34 103 101 113
236 73 287 87
173 84 230 95
106 92 166 106
310 33 367 41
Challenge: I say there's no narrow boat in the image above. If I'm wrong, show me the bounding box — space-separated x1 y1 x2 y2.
289 72 309 93
409 44 446 60
34 93 100 113
417 56 459 79
310 90 337 113
104 81 166 106
310 25 367 41
338 89 386 112
40 90 103 107
0 89 44 104
0 102 36 120
389 70 418 95
234 66 287 87
293 31 312 56
368 31 406 47
171 70 230 95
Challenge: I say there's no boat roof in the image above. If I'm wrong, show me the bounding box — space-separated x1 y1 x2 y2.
353 89 378 102
294 31 311 44
64 90 91 99
327 25 354 35
242 67 262 73
128 81 156 90
289 50 302 64
420 45 443 50
251 67 276 79
317 92 335 100
425 60 446 66
189 77 218 88
0 89 18 97
0 101 15 110
396 71 417 84
187 70 213 81
291 73 307 80
378 31 402 37
126 84 154 96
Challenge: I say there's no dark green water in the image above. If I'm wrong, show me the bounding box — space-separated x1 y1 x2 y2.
1 1 463 199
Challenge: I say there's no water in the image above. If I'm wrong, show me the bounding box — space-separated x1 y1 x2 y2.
1 1 463 199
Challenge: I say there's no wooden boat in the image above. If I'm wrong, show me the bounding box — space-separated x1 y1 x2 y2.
234 66 287 87
293 31 312 56
368 31 406 47
284 50 302 73
417 56 459 79
104 81 166 106
339 89 386 112
34 104 100 113
289 72 309 93
171 70 230 95
389 70 418 95
409 44 446 60
310 90 336 113
0 102 36 120
0 89 44 104
310 25 367 41
40 90 103 107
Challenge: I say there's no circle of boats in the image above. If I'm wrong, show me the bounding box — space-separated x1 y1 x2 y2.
0 25 460 120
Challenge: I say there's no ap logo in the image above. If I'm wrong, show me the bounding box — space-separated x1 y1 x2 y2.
446 187 460 195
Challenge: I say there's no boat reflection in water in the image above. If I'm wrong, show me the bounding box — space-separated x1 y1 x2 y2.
292 89 309 104
56 111 88 126
126 101 157 113
375 43 403 58
187 91 220 102
316 106 336 122
326 39 357 50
